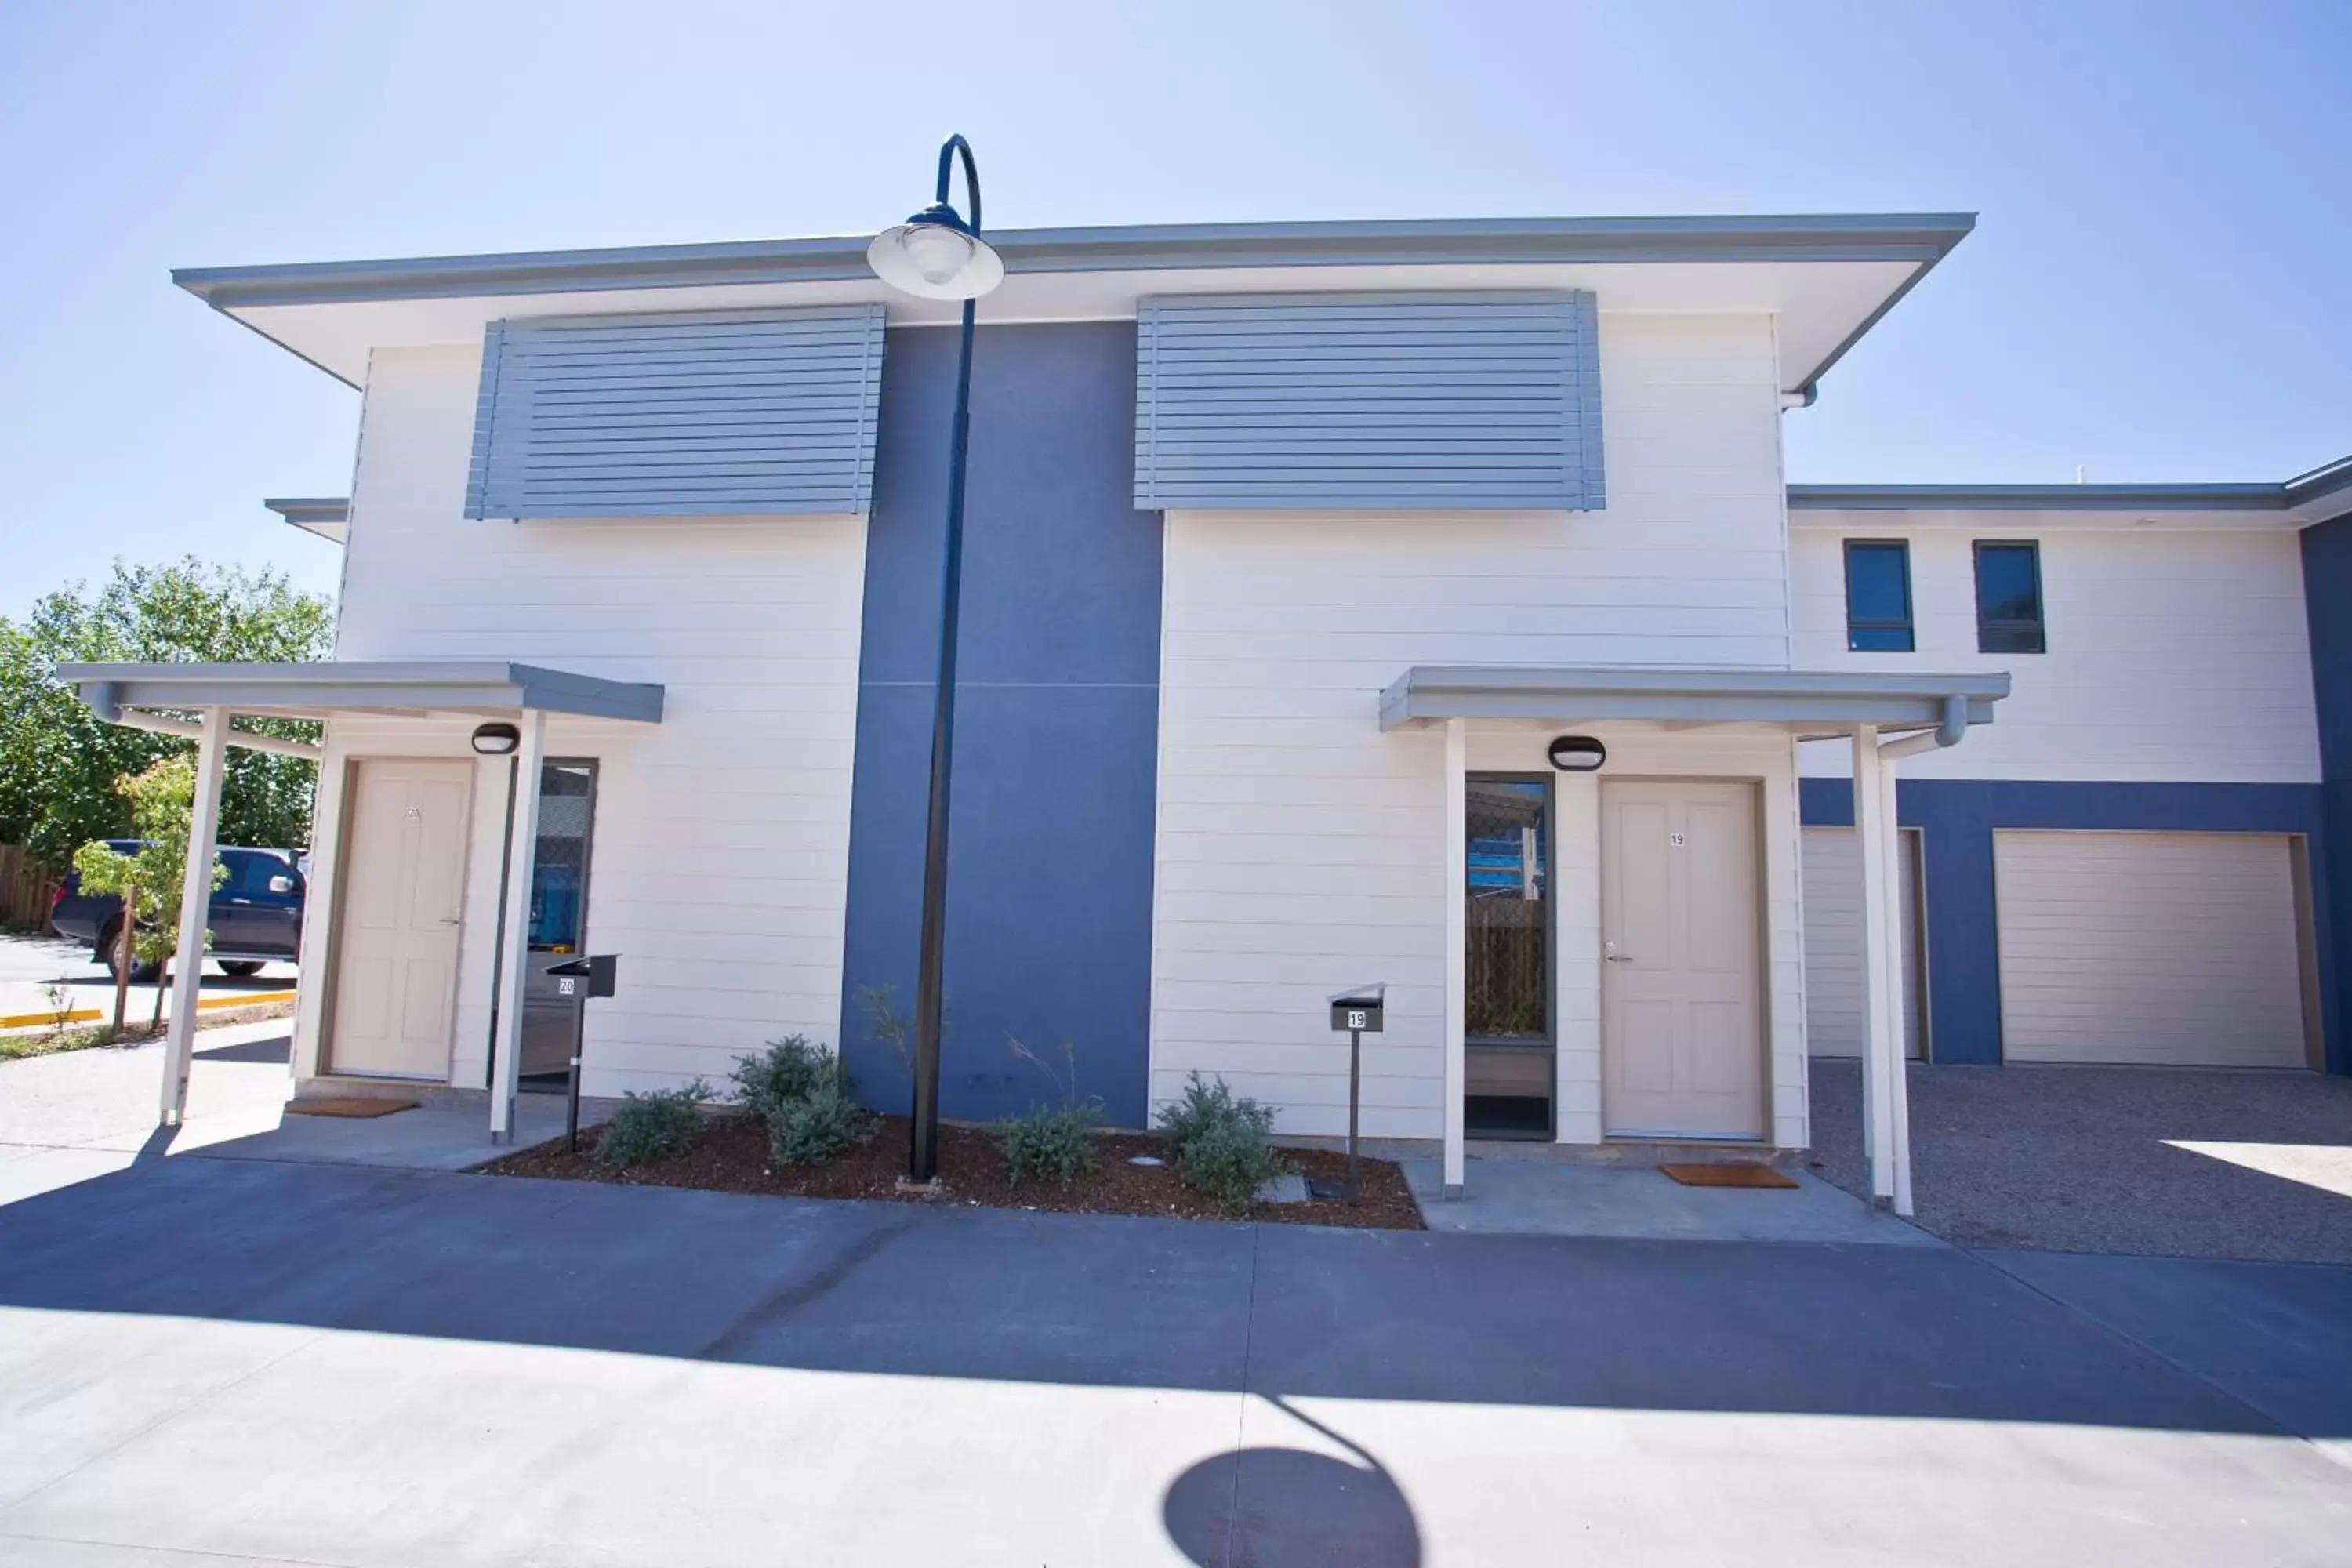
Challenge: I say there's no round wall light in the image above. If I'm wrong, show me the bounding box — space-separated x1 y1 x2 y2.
470 722 521 757
1547 735 1607 772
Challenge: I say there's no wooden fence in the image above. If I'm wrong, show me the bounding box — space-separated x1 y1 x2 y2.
0 844 61 932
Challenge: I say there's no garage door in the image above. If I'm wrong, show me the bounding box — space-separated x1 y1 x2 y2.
1994 830 2310 1067
1802 827 1924 1058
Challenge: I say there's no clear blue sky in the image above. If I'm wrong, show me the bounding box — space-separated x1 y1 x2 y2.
3 0 2347 615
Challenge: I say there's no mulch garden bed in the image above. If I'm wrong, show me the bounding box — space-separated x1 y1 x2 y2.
477 1112 1424 1230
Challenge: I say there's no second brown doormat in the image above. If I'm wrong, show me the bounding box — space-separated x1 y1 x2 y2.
285 1098 419 1119
1658 1162 1799 1189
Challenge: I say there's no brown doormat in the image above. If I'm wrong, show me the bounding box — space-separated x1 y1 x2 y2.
285 1098 419 1119
1659 1162 1799 1189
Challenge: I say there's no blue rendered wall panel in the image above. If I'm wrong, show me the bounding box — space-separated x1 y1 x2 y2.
1800 778 2341 1071
2302 515 2352 1077
838 321 1163 1127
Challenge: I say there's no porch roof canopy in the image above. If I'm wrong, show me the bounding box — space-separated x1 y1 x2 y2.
54 660 665 724
1378 665 2009 734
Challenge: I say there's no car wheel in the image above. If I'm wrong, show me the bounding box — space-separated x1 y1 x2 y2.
99 930 163 985
217 960 267 978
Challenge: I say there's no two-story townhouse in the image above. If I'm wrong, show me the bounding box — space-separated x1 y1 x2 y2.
56 209 2346 1215
1788 466 2352 1081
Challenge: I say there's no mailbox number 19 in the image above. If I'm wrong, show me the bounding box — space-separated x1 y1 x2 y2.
1346 1010 1368 1029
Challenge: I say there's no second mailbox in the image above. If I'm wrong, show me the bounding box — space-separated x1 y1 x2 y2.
1329 984 1385 1033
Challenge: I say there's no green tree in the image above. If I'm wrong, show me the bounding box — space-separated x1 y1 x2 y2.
71 757 229 1028
0 560 335 867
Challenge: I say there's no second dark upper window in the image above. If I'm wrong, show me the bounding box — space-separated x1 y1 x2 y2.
1974 541 2045 654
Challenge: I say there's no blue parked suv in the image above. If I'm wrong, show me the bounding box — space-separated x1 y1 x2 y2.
49 843 306 982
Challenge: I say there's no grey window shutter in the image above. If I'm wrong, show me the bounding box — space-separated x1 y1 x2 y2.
465 304 887 518
1134 290 1603 511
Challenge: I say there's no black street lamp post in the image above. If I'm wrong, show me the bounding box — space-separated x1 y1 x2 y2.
867 136 1004 1182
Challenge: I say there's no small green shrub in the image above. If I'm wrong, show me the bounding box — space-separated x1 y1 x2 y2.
767 1079 876 1167
998 1105 1100 1186
1156 1072 1283 1215
994 1035 1102 1187
731 1034 838 1120
596 1080 710 1168
730 1036 872 1167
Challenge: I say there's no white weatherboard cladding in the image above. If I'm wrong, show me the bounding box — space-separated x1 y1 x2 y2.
1790 527 2320 782
1801 827 1923 1058
466 305 886 519
1993 829 2311 1068
314 343 866 1097
1149 312 1802 1145
1134 291 1604 510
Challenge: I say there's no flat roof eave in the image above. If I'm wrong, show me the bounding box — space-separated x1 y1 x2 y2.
173 211 1975 395
174 212 1977 310
53 661 664 724
1379 665 2009 733
1788 452 2352 529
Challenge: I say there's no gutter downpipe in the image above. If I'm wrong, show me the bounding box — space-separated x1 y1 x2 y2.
72 683 323 761
1877 693 1969 762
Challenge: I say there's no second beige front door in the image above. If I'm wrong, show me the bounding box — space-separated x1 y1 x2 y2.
1601 779 1764 1139
328 759 473 1079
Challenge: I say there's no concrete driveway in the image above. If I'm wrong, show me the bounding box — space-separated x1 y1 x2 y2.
1811 1060 2352 1262
0 928 296 1028
2 1140 2350 1563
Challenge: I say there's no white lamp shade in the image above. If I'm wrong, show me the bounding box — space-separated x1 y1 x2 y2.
868 220 1004 301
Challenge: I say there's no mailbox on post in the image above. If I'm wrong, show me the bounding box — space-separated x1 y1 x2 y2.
545 954 619 1152
1319 983 1385 1202
547 953 618 1001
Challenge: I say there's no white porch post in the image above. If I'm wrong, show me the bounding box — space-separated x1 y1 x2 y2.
488 710 546 1142
160 708 230 1127
1851 726 1900 1208
287 745 347 1085
1441 717 1467 1197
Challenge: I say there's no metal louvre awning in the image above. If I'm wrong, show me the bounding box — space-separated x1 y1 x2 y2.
1379 665 2008 733
53 660 665 725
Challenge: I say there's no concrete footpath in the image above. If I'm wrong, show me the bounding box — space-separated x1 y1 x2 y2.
0 1019 575 1207
1 1147 2348 1565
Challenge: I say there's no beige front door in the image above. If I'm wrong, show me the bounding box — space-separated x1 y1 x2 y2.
1601 779 1764 1139
327 759 473 1079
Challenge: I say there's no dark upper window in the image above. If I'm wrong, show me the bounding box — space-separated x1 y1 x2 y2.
1844 540 1915 652
1974 541 2045 654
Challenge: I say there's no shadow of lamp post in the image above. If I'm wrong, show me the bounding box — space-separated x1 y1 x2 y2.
866 135 1006 1182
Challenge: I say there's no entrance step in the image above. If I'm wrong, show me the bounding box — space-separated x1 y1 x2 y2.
1403 1157 1937 1246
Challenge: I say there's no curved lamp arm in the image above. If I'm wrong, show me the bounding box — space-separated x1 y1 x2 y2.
934 134 982 234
